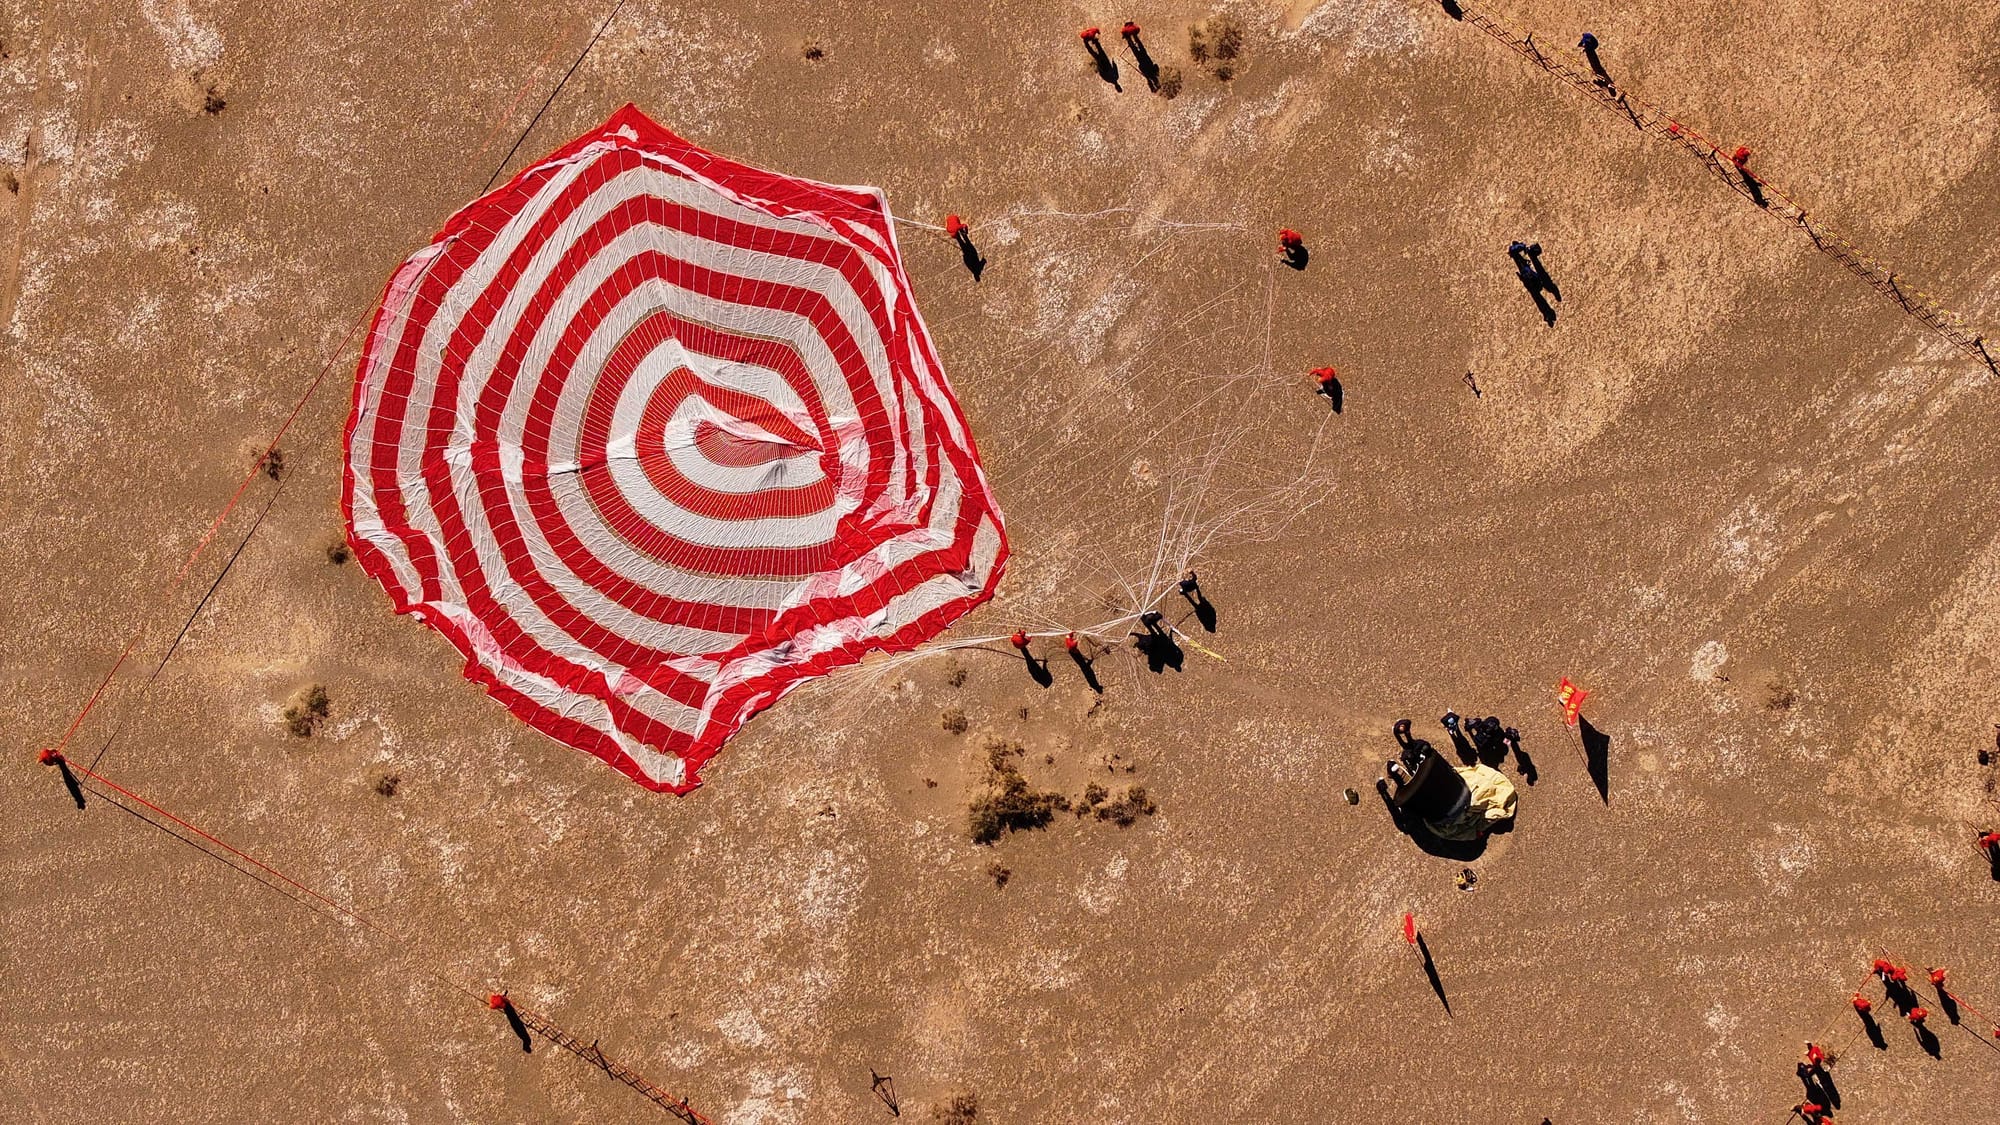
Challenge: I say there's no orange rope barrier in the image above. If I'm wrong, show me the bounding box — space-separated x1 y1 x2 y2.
1445 2 1997 378
38 751 712 1121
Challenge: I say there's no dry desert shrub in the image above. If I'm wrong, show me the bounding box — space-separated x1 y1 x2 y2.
932 1093 978 1123
1189 14 1243 67
1094 785 1157 827
967 741 1070 844
283 684 330 737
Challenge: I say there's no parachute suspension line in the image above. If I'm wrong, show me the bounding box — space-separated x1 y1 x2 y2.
47 0 629 764
480 0 631 192
940 199 1319 662
44 306 375 760
83 477 289 779
43 753 713 1120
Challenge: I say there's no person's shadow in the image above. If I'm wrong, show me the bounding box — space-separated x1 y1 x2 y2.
1282 244 1310 271
1886 977 1920 1017
1916 1021 1943 1059
495 997 532 1053
1936 987 1962 1026
1509 243 1561 325
1318 376 1343 413
1797 1062 1840 1110
1447 725 1478 765
1068 647 1104 694
952 229 986 281
1127 33 1162 93
1582 42 1612 86
870 1071 900 1117
1858 1005 1888 1050
1506 729 1538 785
54 756 87 809
1084 37 1122 91
1526 244 1561 300
1181 588 1218 633
1019 645 1054 687
1132 628 1183 673
1579 716 1610 802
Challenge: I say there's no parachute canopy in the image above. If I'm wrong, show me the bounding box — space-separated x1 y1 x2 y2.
343 105 1007 792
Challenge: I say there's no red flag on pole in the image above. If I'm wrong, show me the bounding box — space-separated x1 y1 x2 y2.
1402 911 1417 945
1556 677 1589 726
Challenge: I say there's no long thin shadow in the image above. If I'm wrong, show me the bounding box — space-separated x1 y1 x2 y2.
1916 1022 1942 1059
55 759 87 809
1858 1008 1888 1050
1178 575 1217 632
1320 377 1343 413
1798 1063 1839 1110
1069 649 1103 694
1505 729 1539 784
1579 716 1610 803
1083 39 1122 91
953 231 986 281
870 1070 900 1116
1186 593 1217 632
1886 978 1919 1017
501 1002 533 1053
1526 286 1557 325
1021 648 1053 688
1526 246 1561 300
1583 45 1612 86
1416 934 1451 1015
1508 244 1561 324
1129 37 1161 92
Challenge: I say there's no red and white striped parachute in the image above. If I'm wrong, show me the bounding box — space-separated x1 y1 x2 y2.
343 105 1007 792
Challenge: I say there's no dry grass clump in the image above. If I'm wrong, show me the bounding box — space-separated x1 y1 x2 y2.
1075 779 1160 827
1188 14 1243 80
283 684 330 737
932 1093 978 1123
1762 679 1797 712
941 706 969 734
967 741 1070 844
1094 785 1157 827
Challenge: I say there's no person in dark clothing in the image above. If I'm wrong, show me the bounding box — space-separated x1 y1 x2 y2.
1579 32 1611 85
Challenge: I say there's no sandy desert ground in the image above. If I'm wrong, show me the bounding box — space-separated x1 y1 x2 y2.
4 0 1999 1121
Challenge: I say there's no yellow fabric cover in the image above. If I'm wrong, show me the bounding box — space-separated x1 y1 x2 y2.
1425 764 1518 841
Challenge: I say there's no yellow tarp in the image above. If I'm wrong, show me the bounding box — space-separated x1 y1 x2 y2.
1425 764 1518 841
